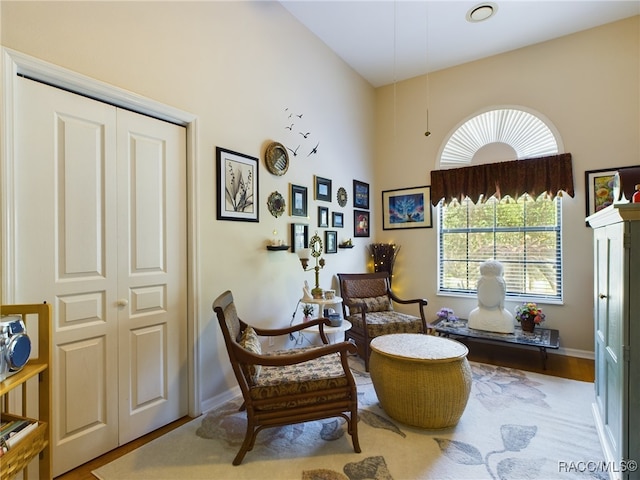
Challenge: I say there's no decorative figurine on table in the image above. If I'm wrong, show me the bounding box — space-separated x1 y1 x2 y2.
468 260 514 334
302 280 313 301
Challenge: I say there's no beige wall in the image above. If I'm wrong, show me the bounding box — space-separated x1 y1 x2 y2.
1 1 375 406
374 16 640 354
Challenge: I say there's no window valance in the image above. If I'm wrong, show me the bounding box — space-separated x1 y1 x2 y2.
430 153 574 206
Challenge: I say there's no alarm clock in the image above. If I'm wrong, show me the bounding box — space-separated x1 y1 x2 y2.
0 316 32 381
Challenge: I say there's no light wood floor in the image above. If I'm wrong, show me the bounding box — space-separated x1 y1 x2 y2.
56 341 594 480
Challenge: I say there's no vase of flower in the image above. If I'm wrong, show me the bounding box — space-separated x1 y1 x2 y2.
520 316 536 332
515 302 545 333
302 304 314 322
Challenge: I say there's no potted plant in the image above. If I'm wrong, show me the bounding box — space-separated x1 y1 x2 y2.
302 304 314 322
514 302 545 332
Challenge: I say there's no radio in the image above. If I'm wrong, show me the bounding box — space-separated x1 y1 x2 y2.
0 315 32 382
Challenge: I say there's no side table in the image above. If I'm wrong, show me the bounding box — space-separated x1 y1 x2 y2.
294 319 352 344
369 334 472 429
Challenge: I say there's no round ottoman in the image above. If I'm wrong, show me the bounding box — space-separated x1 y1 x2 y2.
369 333 472 429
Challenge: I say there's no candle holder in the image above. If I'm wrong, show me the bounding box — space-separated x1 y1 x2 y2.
298 232 325 298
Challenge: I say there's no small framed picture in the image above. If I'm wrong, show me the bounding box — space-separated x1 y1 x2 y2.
318 206 329 228
332 211 344 228
315 176 332 202
216 147 259 222
290 184 308 217
353 179 370 209
290 223 309 253
354 209 370 237
584 168 620 218
382 185 432 230
325 230 337 254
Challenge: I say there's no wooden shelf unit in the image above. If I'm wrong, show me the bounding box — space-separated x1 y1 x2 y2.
0 303 52 480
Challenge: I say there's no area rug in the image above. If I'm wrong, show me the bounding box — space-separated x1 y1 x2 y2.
93 360 606 480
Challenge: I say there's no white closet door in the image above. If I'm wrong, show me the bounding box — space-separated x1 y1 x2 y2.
115 108 187 444
14 76 187 476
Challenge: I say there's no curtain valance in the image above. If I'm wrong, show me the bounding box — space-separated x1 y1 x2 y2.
430 153 574 206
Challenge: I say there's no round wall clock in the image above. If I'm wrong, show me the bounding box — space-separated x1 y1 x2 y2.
267 191 286 218
337 187 348 207
265 142 289 176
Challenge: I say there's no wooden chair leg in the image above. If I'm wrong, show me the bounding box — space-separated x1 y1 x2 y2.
233 423 255 465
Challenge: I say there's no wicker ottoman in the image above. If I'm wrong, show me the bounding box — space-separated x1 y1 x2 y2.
369 333 472 429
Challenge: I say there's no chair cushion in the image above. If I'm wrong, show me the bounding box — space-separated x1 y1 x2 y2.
250 346 349 410
239 326 261 384
349 295 393 314
347 311 423 338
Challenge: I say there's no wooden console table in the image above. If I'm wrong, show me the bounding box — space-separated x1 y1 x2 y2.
431 318 559 369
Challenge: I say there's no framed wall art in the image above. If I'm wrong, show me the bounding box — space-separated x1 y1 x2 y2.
318 206 329 228
315 176 332 202
332 211 344 228
290 223 309 253
353 180 370 209
290 184 308 217
354 209 370 237
585 167 621 218
325 230 337 254
382 185 432 230
216 146 258 222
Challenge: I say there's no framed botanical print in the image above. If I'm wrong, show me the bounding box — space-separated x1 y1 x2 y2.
381 185 432 230
216 147 258 222
290 223 309 253
353 179 369 209
332 211 344 228
318 206 329 228
290 184 308 217
325 230 337 254
354 209 370 237
315 176 332 202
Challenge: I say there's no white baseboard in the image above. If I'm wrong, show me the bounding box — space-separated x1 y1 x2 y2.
200 385 240 415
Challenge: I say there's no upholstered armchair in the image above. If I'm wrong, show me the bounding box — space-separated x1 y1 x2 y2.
338 272 428 371
212 290 361 465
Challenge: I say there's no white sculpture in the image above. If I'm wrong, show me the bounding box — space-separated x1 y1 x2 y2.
468 260 514 334
302 280 313 301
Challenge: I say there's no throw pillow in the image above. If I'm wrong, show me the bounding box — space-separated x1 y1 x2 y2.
350 295 393 314
239 326 262 384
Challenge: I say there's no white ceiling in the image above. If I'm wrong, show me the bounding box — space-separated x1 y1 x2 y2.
280 0 640 87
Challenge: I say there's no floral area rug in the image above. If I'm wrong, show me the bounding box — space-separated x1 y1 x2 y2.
93 359 606 480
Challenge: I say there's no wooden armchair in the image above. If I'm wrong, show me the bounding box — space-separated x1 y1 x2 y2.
338 272 428 371
212 290 361 465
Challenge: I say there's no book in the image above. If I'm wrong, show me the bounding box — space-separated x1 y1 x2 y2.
5 421 38 449
0 419 32 443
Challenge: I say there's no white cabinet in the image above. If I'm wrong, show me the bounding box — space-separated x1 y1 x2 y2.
588 204 640 480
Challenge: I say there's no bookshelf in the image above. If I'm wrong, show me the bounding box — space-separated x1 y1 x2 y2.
0 303 52 480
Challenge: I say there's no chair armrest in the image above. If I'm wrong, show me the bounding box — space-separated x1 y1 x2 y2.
233 340 357 367
252 318 331 337
388 289 428 307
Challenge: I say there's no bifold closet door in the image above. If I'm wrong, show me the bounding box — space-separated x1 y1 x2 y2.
14 76 187 476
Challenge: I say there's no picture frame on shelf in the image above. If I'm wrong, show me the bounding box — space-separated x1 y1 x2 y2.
290 184 308 217
216 147 259 222
290 223 309 253
354 209 370 237
381 185 432 230
325 230 338 254
318 206 329 228
353 179 370 209
585 167 622 218
332 211 344 228
315 176 332 202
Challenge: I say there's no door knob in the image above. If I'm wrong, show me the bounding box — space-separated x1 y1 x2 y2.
117 299 129 307
598 293 607 299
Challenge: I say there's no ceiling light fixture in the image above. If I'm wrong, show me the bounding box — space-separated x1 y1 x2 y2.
466 3 497 23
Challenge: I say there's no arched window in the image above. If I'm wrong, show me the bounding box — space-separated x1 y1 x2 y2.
437 108 565 302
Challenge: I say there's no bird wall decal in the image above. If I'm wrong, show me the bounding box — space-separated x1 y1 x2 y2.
285 124 293 130
308 142 319 157
299 132 311 138
287 145 300 156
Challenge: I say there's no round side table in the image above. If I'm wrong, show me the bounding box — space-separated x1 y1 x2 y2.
369 333 472 429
